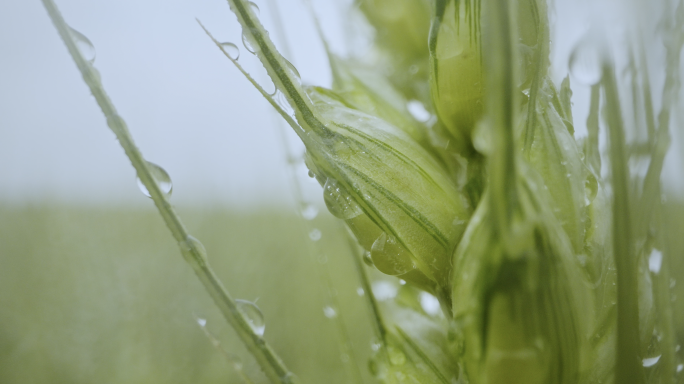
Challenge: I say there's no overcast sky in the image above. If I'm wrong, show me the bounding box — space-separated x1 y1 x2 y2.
1 0 681 209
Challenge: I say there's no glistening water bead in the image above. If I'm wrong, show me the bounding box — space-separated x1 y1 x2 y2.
235 299 266 337
136 161 173 198
69 27 96 64
370 233 416 275
220 42 240 60
179 236 208 266
323 178 363 220
242 32 258 54
568 35 603 85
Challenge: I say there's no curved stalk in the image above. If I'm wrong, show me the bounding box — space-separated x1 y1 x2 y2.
41 1 300 383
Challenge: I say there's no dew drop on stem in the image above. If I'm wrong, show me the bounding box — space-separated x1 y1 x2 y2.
136 161 173 198
275 90 294 115
69 27 96 64
568 36 603 85
283 58 301 83
220 42 240 60
235 299 265 336
642 355 661 367
323 178 363 220
242 32 258 54
370 233 416 275
179 235 208 265
248 1 260 16
362 251 374 267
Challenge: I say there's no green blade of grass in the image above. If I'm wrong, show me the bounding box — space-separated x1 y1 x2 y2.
41 1 300 383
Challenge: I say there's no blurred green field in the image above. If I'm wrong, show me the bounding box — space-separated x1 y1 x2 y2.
1 202 683 384
0 205 377 384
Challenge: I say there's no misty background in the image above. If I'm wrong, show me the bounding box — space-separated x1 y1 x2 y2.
2 0 680 209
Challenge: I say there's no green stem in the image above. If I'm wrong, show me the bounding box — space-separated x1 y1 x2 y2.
41 1 300 383
522 0 550 157
602 65 645 384
585 84 601 174
483 0 519 231
225 0 328 138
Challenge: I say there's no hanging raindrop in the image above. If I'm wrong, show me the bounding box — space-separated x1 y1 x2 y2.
179 235 208 265
69 27 96 64
642 355 661 367
323 178 363 220
362 251 374 267
284 58 301 82
136 161 173 198
275 90 294 115
648 249 663 274
568 36 603 85
236 299 266 336
220 42 240 60
248 1 260 16
370 233 416 275
242 32 258 54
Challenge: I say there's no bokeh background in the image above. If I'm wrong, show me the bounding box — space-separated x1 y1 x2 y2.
1 0 683 383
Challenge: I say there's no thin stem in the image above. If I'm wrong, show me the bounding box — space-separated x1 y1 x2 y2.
602 64 645 384
41 2 299 383
195 317 256 384
343 227 389 346
586 84 601 174
395 326 450 384
483 0 519 231
522 0 550 157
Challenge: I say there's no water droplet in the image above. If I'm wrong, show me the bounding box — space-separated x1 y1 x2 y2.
220 42 240 60
196 317 207 327
136 161 173 198
408 65 419 75
284 59 301 82
300 204 319 220
179 235 208 266
371 340 382 351
362 251 374 267
106 114 127 131
309 228 322 241
370 233 416 276
419 292 441 316
372 281 398 301
242 32 258 54
649 249 663 274
275 90 294 115
407 100 431 122
568 37 603 85
677 364 683 373
399 279 406 285
248 1 260 15
642 355 661 367
236 299 265 336
356 287 365 296
388 346 406 366
323 178 363 220
307 170 315 178
69 27 96 63
280 372 297 384
323 306 337 318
